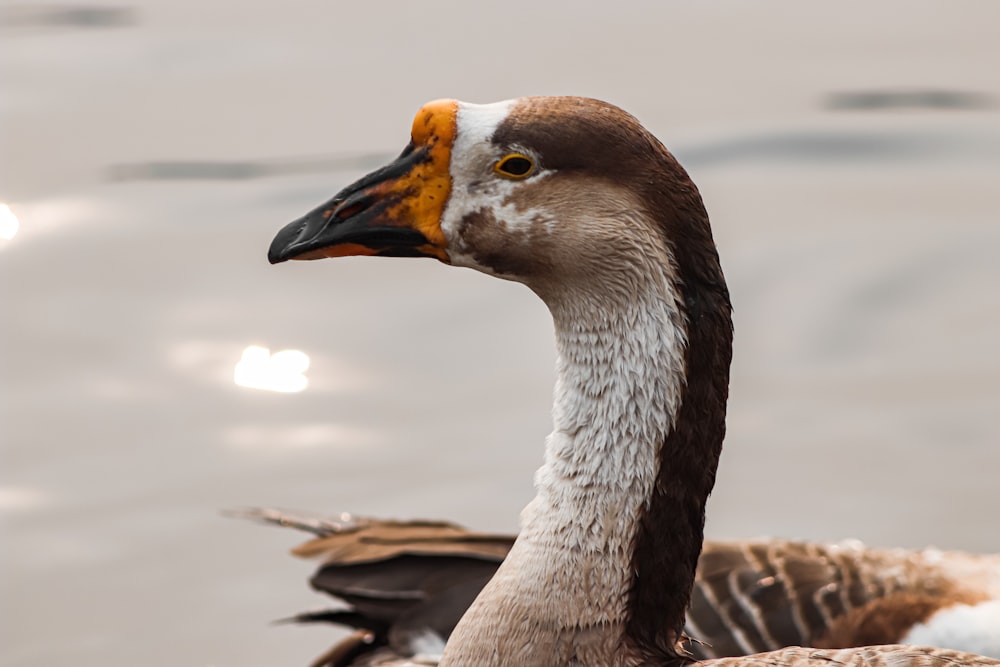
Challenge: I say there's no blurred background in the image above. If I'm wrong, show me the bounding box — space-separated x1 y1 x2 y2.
2 1 999 665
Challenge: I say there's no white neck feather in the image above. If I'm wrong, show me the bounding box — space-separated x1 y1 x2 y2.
440 257 687 667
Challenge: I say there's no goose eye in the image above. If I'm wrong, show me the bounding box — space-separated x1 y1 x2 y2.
494 154 535 179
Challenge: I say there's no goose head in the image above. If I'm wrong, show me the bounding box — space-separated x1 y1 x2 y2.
269 97 723 308
269 97 732 665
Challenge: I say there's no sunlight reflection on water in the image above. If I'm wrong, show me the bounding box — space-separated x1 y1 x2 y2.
0 203 20 240
234 345 310 393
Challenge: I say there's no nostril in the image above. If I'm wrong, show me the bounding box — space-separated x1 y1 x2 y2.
332 192 374 222
335 201 365 221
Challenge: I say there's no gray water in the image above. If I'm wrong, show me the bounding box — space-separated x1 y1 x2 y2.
2 2 999 665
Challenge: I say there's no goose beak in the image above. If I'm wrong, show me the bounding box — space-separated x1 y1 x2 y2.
268 100 458 264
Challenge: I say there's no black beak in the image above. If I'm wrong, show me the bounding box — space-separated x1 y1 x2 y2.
268 144 445 264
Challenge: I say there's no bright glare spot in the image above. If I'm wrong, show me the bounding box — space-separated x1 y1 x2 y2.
0 203 19 240
234 345 310 393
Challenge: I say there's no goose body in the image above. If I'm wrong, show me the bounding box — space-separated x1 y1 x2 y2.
268 97 999 666
246 511 1000 665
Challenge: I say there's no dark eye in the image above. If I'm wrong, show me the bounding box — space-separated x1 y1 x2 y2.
494 153 535 179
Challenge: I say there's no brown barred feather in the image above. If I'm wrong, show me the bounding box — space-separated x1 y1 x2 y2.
707 645 1000 667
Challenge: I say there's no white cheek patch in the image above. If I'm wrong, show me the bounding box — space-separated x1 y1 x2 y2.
440 100 555 271
440 100 513 269
441 102 511 205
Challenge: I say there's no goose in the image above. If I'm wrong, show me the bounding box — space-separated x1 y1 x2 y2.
267 96 999 666
243 510 1000 664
